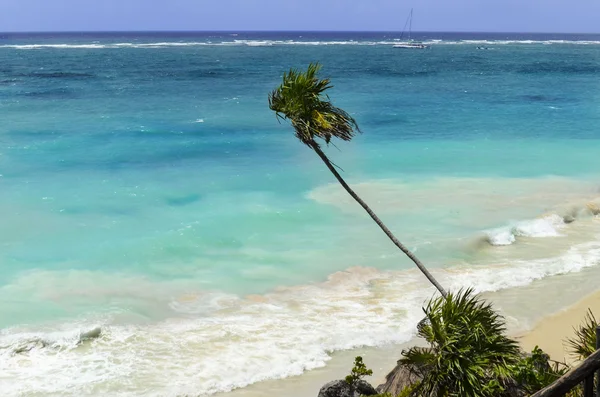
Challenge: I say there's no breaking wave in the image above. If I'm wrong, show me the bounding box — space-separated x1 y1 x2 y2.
3 236 600 396
2 39 600 50
486 214 566 246
1 326 102 355
485 201 600 246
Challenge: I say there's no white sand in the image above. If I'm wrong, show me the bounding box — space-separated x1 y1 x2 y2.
518 289 600 363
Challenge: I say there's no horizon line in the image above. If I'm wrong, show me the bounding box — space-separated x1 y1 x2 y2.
1 30 599 35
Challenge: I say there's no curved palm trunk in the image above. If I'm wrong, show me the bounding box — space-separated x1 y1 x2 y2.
310 141 447 297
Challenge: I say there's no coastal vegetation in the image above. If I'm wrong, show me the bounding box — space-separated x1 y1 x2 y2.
346 356 374 387
566 309 599 360
336 295 600 397
268 63 447 297
337 289 581 397
397 289 522 396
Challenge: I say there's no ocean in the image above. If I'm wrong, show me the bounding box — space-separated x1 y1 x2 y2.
1 31 600 396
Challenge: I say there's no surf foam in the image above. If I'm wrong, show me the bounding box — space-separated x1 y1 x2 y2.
486 214 566 246
3 238 600 396
2 39 600 50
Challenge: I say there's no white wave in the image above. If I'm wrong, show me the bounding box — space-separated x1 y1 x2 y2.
513 214 565 237
0 43 110 49
426 39 600 46
3 39 599 50
447 240 600 292
0 268 425 396
230 39 390 46
486 214 566 246
3 238 600 396
0 42 210 50
486 229 516 246
233 39 275 47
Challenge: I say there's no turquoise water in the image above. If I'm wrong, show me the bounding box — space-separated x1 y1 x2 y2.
2 32 600 396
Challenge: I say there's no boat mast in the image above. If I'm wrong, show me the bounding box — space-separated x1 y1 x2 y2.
408 8 413 41
399 8 411 41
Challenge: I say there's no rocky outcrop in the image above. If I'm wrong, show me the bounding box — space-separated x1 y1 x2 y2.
355 380 378 396
80 327 102 342
318 379 378 397
563 215 576 224
10 327 102 356
375 350 552 397
586 202 600 216
376 361 423 396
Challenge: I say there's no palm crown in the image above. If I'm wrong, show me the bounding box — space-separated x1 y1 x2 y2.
268 63 359 146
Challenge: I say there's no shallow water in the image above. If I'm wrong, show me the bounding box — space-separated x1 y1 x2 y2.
1 32 600 396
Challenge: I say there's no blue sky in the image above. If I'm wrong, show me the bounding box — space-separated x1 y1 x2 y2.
1 0 599 33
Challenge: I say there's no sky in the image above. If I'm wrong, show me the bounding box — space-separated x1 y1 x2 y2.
0 0 599 33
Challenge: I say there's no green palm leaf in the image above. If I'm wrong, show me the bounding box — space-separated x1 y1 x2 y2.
400 289 521 397
268 63 359 146
566 308 598 360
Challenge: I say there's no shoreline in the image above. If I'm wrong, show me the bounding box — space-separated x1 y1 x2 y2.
224 277 600 397
517 287 600 363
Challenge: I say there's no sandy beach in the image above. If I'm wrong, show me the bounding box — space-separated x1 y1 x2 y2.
518 289 600 363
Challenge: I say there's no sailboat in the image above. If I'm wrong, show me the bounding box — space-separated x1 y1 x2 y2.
393 8 429 49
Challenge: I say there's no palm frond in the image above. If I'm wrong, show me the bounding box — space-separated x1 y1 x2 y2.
566 308 598 360
400 347 436 371
402 289 521 397
268 62 360 146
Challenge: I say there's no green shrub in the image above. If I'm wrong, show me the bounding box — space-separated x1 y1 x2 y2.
346 356 373 386
509 346 569 394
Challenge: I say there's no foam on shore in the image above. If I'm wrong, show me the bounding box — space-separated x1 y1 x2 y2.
3 235 600 396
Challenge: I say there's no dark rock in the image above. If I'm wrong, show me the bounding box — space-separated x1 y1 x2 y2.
318 379 378 397
355 380 378 396
563 215 576 224
80 327 102 342
318 380 352 397
13 339 48 355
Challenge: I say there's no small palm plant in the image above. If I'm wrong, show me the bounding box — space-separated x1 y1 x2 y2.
399 289 521 396
566 309 598 360
268 63 447 297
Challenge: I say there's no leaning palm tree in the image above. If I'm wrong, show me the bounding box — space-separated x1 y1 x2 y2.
268 63 446 297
